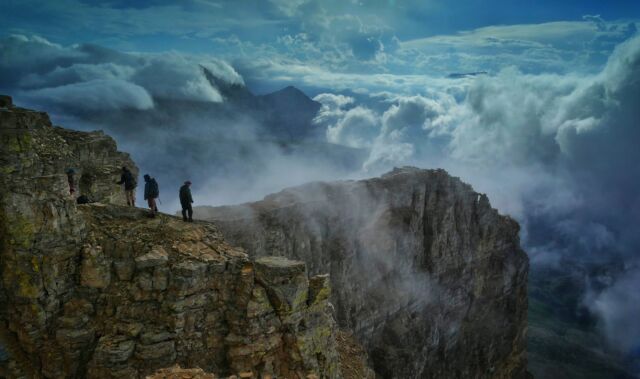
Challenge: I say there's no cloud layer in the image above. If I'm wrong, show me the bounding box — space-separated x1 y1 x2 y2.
0 34 243 113
313 33 640 352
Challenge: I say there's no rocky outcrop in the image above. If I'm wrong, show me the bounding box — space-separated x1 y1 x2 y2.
0 99 361 378
197 167 530 378
0 95 138 205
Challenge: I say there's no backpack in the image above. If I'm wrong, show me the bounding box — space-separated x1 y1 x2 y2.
123 171 136 189
148 179 159 198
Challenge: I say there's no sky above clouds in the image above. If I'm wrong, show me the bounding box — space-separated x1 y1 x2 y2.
2 0 639 93
2 0 640 362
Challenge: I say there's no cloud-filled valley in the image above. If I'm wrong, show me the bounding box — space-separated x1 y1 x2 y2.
1 4 640 374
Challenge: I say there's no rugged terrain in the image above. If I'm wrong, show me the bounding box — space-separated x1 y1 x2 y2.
198 167 530 378
0 96 369 378
1 95 529 378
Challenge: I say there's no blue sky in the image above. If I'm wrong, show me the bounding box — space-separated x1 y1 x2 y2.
2 0 639 93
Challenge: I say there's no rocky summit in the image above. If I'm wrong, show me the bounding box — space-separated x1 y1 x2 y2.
0 97 372 378
0 96 528 379
197 167 530 378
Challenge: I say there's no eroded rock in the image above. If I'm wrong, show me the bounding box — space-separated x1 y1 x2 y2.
0 101 368 378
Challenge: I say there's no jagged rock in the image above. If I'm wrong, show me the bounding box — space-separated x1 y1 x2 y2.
254 256 309 321
92 336 136 365
81 244 112 288
199 167 529 378
135 246 169 269
0 101 369 378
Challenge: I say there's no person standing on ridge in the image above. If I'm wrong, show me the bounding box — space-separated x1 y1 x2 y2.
179 181 194 222
116 166 137 206
143 174 159 217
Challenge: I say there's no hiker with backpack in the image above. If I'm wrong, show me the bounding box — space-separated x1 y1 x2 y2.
179 180 194 222
116 166 137 206
143 174 159 216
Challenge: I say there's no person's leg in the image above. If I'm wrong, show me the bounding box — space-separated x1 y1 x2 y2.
131 190 136 207
181 205 188 221
187 204 193 222
126 190 134 206
148 198 156 216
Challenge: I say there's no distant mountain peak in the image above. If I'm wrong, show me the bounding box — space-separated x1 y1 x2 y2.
265 85 309 99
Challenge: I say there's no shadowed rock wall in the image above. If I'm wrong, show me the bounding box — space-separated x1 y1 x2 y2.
198 167 529 379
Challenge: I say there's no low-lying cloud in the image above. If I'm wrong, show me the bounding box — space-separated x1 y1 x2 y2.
0 34 242 114
313 33 640 353
2 29 639 357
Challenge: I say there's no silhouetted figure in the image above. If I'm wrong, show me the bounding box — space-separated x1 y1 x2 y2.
66 168 76 196
179 181 193 222
116 166 137 206
144 174 159 216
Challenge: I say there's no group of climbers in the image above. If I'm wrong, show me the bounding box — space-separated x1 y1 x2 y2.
118 167 194 222
65 166 195 222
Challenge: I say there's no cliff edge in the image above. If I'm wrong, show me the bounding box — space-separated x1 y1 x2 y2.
197 167 530 378
0 96 369 378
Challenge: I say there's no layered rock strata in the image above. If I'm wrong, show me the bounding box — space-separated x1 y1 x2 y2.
198 167 530 378
0 98 353 378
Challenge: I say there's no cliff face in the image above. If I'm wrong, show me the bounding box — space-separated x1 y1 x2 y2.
0 97 362 379
197 168 530 378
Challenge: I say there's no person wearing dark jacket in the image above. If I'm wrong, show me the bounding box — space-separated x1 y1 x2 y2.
143 174 159 216
116 166 137 206
179 181 193 222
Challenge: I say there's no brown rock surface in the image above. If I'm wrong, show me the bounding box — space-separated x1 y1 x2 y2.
146 365 216 379
0 100 366 378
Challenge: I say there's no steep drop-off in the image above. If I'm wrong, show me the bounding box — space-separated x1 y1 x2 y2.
0 97 367 378
198 167 530 378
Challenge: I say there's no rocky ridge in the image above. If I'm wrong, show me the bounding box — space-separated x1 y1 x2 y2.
0 96 367 378
197 167 530 378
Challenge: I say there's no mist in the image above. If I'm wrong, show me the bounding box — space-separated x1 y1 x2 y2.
2 30 640 362
312 34 640 355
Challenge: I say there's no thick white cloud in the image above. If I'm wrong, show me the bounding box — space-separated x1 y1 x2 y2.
317 34 640 350
325 106 379 148
131 54 223 103
314 92 381 149
21 79 154 111
0 34 243 112
19 63 136 89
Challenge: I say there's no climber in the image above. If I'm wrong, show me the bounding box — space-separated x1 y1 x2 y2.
65 168 76 196
143 174 159 217
179 180 194 222
116 166 137 207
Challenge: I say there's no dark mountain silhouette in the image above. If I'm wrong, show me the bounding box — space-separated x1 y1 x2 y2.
257 86 323 140
201 67 322 141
